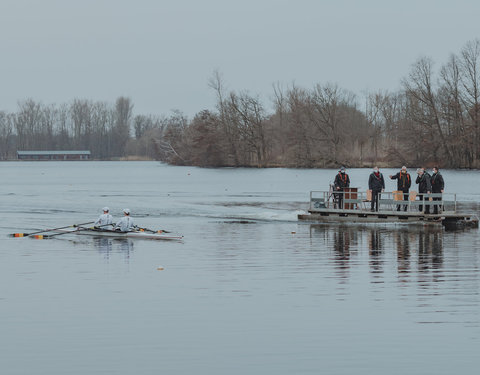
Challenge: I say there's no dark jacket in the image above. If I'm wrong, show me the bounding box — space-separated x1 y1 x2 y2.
390 172 411 192
431 172 444 193
415 173 431 193
368 172 385 191
334 172 350 190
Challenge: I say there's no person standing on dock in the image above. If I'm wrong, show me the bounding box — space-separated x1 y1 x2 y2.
334 166 350 209
94 207 113 229
430 167 445 214
368 166 385 212
115 208 135 232
389 166 411 211
415 168 432 214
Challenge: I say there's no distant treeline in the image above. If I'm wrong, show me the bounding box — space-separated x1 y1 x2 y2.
1 39 480 168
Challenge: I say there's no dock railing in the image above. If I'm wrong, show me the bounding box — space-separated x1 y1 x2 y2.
309 190 457 214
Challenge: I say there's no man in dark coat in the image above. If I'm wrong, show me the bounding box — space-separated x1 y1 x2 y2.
415 168 432 213
334 166 350 209
430 166 445 214
389 166 411 211
368 166 385 212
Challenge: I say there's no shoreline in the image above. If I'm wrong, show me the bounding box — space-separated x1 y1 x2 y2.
1 158 480 170
127 159 480 170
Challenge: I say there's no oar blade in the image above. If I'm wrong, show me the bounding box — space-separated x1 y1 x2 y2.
33 234 60 239
10 233 26 237
10 221 94 238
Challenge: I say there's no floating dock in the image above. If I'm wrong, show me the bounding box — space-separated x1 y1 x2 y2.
298 190 479 228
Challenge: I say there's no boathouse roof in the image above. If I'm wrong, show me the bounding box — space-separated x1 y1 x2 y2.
17 150 91 155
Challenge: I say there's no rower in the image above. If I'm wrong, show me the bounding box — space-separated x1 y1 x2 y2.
94 207 113 229
114 208 135 232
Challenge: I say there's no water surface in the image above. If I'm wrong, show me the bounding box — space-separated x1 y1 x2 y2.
0 162 479 374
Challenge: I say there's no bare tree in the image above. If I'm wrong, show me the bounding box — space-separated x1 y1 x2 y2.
460 39 480 162
225 91 269 166
402 57 454 165
438 53 470 165
112 97 133 157
283 85 316 167
186 110 225 166
0 111 14 159
208 70 241 165
309 83 358 165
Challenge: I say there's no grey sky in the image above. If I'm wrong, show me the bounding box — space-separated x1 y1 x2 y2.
1 0 478 117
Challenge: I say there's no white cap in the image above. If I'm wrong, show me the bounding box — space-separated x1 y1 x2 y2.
123 208 130 215
102 207 109 212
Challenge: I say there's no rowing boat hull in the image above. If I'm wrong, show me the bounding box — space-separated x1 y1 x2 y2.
59 228 183 241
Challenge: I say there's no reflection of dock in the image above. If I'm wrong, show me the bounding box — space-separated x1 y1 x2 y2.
308 224 446 277
298 190 479 228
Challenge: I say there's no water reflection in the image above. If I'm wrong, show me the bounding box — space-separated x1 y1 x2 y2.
325 227 359 281
92 237 134 261
308 224 480 328
93 237 113 258
395 230 411 277
418 229 443 270
417 229 444 288
369 229 384 275
309 224 445 284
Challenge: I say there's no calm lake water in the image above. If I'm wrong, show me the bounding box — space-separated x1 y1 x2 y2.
0 162 479 375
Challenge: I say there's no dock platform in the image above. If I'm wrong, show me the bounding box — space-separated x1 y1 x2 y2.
298 190 479 228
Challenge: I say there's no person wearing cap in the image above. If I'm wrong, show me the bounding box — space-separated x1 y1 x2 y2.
94 207 113 228
114 208 135 232
430 167 445 214
333 166 350 209
389 166 411 211
368 166 385 212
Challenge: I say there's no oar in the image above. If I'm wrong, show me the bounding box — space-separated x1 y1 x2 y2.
33 222 117 239
33 222 118 240
135 226 171 234
10 221 95 238
33 229 83 239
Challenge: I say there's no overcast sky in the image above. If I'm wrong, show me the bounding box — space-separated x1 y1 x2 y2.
1 0 478 117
